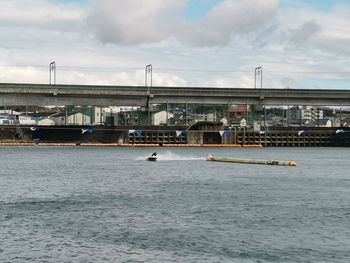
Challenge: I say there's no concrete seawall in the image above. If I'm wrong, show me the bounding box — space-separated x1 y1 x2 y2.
0 125 349 147
0 142 263 147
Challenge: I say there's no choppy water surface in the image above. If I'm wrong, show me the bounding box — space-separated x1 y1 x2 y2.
0 147 349 262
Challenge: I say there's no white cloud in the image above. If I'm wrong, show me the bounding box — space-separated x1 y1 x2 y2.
288 20 321 44
0 0 349 90
0 0 86 32
209 74 254 88
179 0 279 46
280 6 350 56
62 70 187 87
0 65 187 87
87 0 187 45
0 66 45 84
87 0 279 47
0 0 89 56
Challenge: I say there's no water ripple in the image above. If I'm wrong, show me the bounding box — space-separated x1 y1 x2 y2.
0 147 350 262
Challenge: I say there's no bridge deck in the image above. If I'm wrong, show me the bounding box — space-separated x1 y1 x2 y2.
0 83 349 106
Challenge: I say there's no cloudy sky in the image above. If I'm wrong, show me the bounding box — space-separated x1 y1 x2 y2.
0 0 349 89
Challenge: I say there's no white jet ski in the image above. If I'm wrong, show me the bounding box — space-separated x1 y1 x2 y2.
147 152 158 161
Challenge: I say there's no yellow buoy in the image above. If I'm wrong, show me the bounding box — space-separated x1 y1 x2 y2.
288 161 297 167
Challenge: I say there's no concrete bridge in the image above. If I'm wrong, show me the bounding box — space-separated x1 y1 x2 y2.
1 82 350 107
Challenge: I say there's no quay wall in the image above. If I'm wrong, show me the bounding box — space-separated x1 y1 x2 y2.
0 125 349 147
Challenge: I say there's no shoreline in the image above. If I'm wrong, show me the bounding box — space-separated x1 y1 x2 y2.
0 142 263 148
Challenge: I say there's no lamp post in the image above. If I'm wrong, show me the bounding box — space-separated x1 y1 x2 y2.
254 66 262 89
49 61 56 85
145 64 152 126
145 64 152 94
255 66 263 130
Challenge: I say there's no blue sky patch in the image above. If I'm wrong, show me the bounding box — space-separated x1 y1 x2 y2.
183 0 223 20
282 0 350 12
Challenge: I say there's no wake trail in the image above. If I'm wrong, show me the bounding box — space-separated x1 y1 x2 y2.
136 151 205 161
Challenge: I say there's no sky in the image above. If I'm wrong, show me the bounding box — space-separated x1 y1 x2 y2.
0 0 349 89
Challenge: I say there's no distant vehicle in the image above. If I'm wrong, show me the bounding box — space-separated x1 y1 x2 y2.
0 119 36 125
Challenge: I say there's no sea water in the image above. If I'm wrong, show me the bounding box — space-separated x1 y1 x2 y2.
0 147 349 262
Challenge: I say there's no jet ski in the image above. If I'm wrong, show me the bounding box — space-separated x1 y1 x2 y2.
147 152 158 161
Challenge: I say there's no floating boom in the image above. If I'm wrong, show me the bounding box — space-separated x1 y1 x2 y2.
206 155 297 167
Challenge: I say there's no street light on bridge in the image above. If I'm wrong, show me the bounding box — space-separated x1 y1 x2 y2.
255 66 264 131
254 66 262 89
145 64 152 94
49 61 56 85
145 64 153 126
